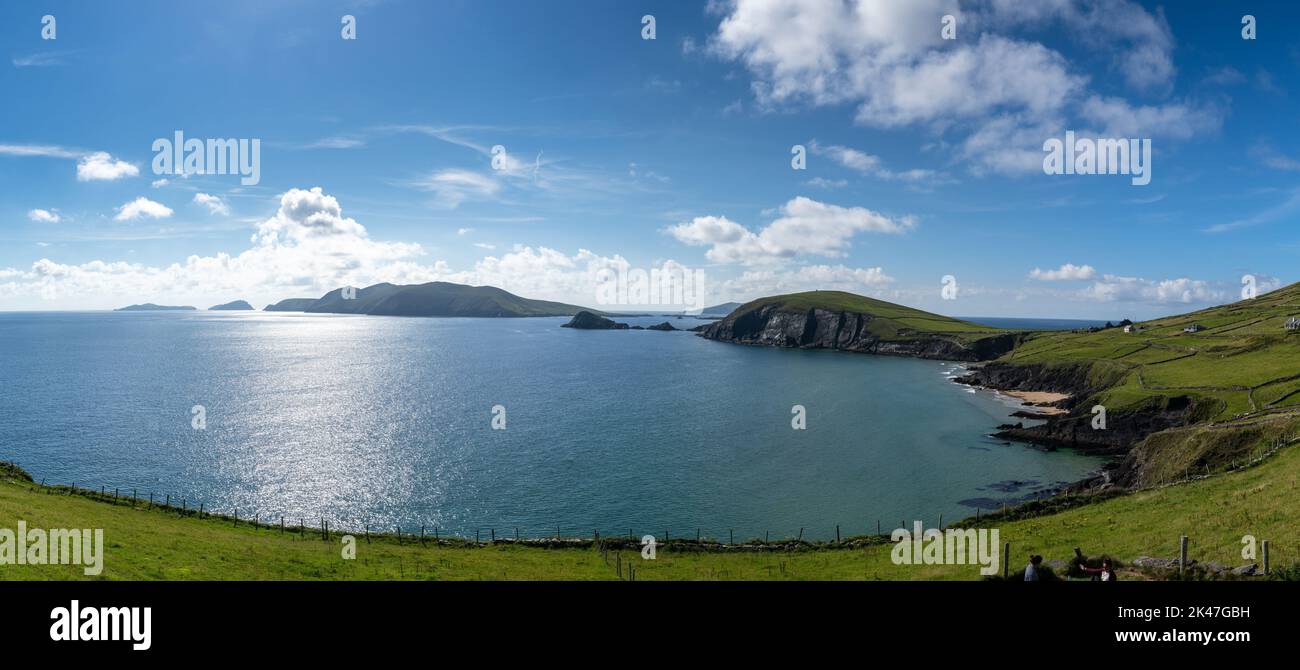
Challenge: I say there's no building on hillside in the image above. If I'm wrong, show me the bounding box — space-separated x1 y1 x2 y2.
1286 316 1300 331
1183 324 1204 333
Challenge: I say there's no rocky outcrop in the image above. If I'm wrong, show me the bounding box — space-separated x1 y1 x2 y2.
645 322 677 331
698 304 1022 361
956 360 1212 491
561 311 629 330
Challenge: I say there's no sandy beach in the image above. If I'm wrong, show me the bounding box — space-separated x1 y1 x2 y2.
1002 390 1070 415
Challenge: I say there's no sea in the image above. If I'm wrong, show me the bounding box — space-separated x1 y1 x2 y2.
0 311 1105 540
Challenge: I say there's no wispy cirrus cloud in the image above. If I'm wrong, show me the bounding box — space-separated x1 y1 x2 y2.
12 51 71 68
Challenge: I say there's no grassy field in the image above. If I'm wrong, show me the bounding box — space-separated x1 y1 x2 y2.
5 442 1299 581
1000 283 1300 422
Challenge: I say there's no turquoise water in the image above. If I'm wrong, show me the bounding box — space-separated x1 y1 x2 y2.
0 311 1102 540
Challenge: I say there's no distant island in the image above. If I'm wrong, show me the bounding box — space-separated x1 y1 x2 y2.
286 281 595 318
114 303 196 311
700 301 742 315
264 298 318 312
208 300 254 311
562 311 678 331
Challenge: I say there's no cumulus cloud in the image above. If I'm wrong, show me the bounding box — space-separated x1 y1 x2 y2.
27 209 61 223
1080 274 1226 304
0 187 428 307
1 188 896 312
709 0 1218 175
1029 263 1096 281
114 197 173 221
667 196 914 265
77 152 140 181
192 193 231 216
151 178 170 188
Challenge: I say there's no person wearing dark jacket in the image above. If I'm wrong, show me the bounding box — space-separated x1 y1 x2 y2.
1079 557 1118 581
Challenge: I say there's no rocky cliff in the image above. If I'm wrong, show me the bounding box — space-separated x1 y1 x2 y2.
698 303 1023 361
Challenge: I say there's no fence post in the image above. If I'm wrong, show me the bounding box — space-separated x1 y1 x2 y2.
836 525 840 543
1179 535 1188 576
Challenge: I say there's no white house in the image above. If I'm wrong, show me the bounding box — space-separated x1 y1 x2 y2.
1286 317 1300 331
1183 324 1203 333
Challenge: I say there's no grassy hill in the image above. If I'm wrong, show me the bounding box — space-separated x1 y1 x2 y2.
1000 282 1300 422
735 290 1006 342
4 445 1298 580
970 283 1300 486
700 290 1019 361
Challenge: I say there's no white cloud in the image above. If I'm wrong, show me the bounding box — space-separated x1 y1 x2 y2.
805 176 847 189
151 178 170 188
12 52 68 68
193 193 231 216
809 140 935 182
457 227 475 236
114 197 173 221
1080 274 1226 304
473 242 496 250
0 187 427 307
1029 263 1096 281
77 152 140 181
0 144 82 158
709 0 1217 176
27 209 61 223
668 196 914 265
419 169 501 208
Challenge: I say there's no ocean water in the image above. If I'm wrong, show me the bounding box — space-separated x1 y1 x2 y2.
0 311 1102 540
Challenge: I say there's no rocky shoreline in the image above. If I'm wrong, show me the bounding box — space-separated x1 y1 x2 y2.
954 361 1206 492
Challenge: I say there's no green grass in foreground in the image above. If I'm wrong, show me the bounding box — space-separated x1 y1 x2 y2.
4 444 1300 581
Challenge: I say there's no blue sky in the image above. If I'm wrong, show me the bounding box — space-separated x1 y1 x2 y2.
1 0 1298 318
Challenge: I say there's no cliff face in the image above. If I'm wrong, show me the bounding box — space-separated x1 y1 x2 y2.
698 304 1021 361
956 360 1209 490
